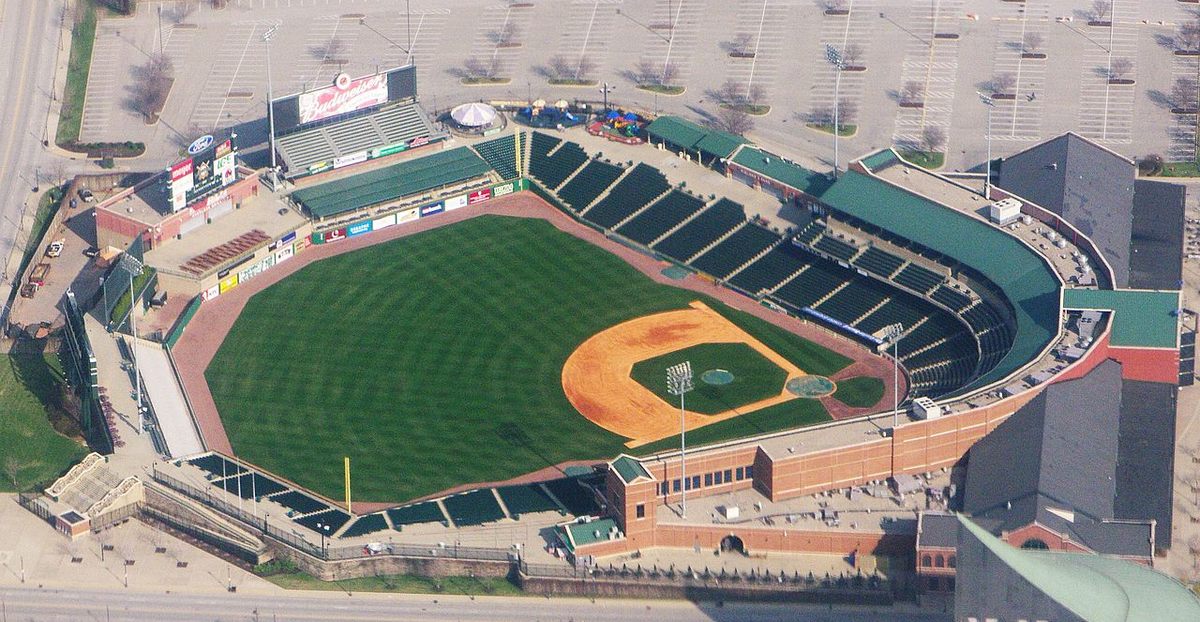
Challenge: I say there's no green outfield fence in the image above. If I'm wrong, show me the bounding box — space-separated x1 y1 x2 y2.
165 295 203 348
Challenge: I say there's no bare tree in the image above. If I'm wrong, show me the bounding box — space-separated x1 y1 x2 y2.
4 456 21 490
167 0 197 24
464 56 499 80
714 105 754 135
1022 32 1043 54
808 105 834 126
493 22 522 47
1173 76 1199 109
747 83 766 106
547 55 572 81
1180 19 1200 52
129 54 174 121
990 72 1016 94
900 80 924 105
1091 0 1111 22
717 79 743 105
841 43 864 67
730 33 753 56
312 37 346 61
659 62 680 87
921 126 947 153
1108 57 1132 80
574 55 598 81
836 98 858 127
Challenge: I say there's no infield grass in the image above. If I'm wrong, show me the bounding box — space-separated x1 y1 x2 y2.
206 216 851 502
630 343 788 415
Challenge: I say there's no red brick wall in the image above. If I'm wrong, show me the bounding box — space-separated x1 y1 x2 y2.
1107 346 1180 384
639 446 759 507
653 523 913 557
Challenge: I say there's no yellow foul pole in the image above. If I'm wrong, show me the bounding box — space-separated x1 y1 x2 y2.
344 456 352 514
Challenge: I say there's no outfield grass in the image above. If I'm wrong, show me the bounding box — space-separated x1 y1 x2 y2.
207 216 853 502
265 571 523 596
831 376 885 408
630 343 787 415
0 354 88 492
637 398 830 455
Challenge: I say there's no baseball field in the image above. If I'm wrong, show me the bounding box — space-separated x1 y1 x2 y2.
205 215 875 502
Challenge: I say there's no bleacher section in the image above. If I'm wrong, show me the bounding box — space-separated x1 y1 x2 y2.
813 235 860 263
771 258 848 309
187 454 247 479
442 490 506 527
652 198 746 260
294 508 352 535
277 102 436 174
269 490 330 516
496 484 561 517
387 502 447 528
795 220 826 246
292 147 493 219
340 513 390 538
853 246 905 278
893 263 945 294
689 224 779 280
471 133 524 180
856 297 931 337
528 131 560 170
814 278 891 323
580 164 670 229
544 477 600 517
728 243 809 295
218 472 287 499
557 160 625 211
528 133 588 189
931 284 972 311
615 190 706 245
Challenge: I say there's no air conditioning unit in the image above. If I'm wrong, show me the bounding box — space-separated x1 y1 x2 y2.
911 397 942 420
987 198 1022 226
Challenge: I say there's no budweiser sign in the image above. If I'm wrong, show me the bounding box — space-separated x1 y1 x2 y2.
298 73 389 124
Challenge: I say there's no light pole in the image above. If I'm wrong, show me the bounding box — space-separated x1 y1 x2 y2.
825 44 845 178
118 253 145 434
317 522 330 558
882 323 904 430
977 92 995 199
263 24 280 188
667 361 693 518
599 82 615 114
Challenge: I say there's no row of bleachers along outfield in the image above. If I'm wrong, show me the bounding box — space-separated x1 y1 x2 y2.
339 512 390 538
186 453 247 479
528 134 588 190
386 501 447 529
689 223 780 280
269 490 330 516
813 277 892 324
769 256 849 310
496 483 562 518
543 476 601 517
892 263 945 294
442 489 506 527
556 159 625 211
294 507 353 535
290 147 493 220
217 472 287 499
852 246 905 278
528 131 560 168
728 243 811 295
615 189 706 246
470 132 524 180
652 198 746 261
580 164 670 229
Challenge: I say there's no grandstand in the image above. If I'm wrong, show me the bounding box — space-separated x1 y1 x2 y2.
276 102 438 175
496 483 561 517
528 132 589 189
853 246 906 279
727 242 809 295
442 489 506 527
340 513 390 538
557 159 625 211
578 164 670 229
652 198 746 260
615 189 706 245
470 132 524 180
688 224 779 280
386 501 448 529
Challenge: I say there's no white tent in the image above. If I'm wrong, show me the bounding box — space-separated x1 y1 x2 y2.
450 102 498 128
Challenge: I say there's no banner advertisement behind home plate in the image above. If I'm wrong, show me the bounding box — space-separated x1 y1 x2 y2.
298 73 388 125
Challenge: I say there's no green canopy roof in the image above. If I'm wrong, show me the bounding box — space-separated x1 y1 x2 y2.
818 171 1062 390
610 455 652 484
1063 288 1180 349
730 146 834 197
292 147 492 219
645 115 749 159
959 515 1200 622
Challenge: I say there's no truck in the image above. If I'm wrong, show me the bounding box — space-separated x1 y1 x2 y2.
28 263 50 286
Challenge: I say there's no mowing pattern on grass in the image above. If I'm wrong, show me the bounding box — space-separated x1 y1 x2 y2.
206 216 852 503
630 343 788 415
832 376 886 408
0 355 87 492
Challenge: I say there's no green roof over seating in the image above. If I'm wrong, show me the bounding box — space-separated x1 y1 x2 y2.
958 515 1200 622
560 517 621 552
1063 288 1180 349
730 146 834 197
292 147 492 219
610 455 651 484
859 149 901 172
818 171 1062 390
645 115 749 159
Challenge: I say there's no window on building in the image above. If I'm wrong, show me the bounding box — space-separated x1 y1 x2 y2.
685 478 692 491
935 554 944 568
673 479 681 493
948 555 956 568
1020 538 1049 550
745 465 753 479
921 554 932 567
692 475 700 489
636 504 645 519
714 472 723 485
735 467 744 480
724 469 732 483
705 473 713 487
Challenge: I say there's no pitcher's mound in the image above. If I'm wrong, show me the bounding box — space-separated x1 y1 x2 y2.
786 375 836 398
701 369 735 385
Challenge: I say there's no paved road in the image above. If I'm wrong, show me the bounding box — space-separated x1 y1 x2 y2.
0 0 67 317
0 585 952 622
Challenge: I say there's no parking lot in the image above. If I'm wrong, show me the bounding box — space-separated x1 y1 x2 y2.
75 0 1187 171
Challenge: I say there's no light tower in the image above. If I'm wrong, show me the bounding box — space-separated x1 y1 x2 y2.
667 361 693 517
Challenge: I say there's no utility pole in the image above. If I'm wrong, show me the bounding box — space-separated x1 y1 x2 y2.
882 323 904 430
825 44 845 178
118 253 145 433
667 361 693 518
599 82 615 114
977 92 995 199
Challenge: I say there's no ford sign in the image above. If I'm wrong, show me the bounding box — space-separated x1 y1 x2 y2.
188 134 215 155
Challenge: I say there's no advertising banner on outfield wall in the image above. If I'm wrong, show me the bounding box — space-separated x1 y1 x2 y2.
419 202 444 217
274 245 294 264
492 181 515 197
396 207 419 224
347 220 372 237
373 214 397 230
202 284 220 301
468 188 492 205
334 151 369 170
323 228 347 243
295 235 312 253
218 274 239 293
443 195 467 211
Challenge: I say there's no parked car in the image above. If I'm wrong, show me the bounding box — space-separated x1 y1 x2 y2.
28 263 50 286
83 246 100 258
77 187 95 202
20 283 38 298
46 239 64 257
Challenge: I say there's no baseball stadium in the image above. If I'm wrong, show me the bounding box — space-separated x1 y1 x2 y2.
52 65 1182 592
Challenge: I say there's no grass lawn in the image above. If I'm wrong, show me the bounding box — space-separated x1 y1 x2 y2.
636 84 686 95
637 398 830 455
631 343 788 415
1156 160 1200 177
832 376 885 408
207 216 852 502
898 150 945 170
57 1 98 147
0 354 88 492
806 123 857 137
265 571 524 596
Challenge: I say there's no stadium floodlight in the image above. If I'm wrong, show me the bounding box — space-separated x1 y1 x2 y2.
599 82 615 114
825 44 845 179
263 23 280 189
881 323 904 431
977 91 996 200
117 252 145 435
666 361 693 518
